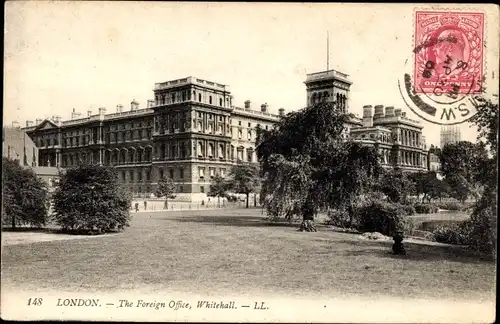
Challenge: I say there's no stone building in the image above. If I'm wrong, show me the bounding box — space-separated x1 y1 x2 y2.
350 105 429 172
304 69 361 135
2 124 38 167
303 69 429 172
440 125 462 147
22 76 279 201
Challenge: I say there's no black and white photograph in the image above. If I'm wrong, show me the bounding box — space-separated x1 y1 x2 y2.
2 2 498 322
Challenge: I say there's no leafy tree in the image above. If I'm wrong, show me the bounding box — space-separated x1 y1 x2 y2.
52 164 131 234
439 141 489 200
2 157 48 228
470 96 498 153
376 167 414 204
410 171 449 203
227 164 259 208
468 97 498 257
256 101 381 231
208 174 230 207
155 176 177 209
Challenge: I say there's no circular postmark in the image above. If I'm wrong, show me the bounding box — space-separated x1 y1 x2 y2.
398 11 486 125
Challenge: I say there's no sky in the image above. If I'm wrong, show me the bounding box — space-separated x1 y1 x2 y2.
4 2 499 147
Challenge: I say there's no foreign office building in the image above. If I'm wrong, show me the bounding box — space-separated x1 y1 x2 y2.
22 77 280 201
21 70 430 201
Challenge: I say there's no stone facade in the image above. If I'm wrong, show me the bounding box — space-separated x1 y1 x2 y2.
350 105 429 172
22 76 279 201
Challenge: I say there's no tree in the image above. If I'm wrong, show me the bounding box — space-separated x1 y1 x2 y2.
227 164 259 208
376 167 414 204
439 141 489 200
2 157 48 228
155 176 177 209
470 96 498 154
52 164 131 234
410 171 449 203
256 101 381 231
208 174 230 207
467 97 498 257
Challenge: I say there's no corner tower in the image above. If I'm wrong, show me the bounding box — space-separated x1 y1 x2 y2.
304 69 352 113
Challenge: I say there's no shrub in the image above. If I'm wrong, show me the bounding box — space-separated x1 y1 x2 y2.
433 223 471 245
466 188 497 257
414 203 439 214
355 200 414 236
2 157 48 228
435 201 470 211
52 164 132 234
326 208 353 228
398 203 416 216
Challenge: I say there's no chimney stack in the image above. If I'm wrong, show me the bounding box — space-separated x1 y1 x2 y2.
99 107 107 116
71 109 81 120
362 105 373 127
147 100 154 108
385 106 395 117
26 120 34 127
244 100 251 109
394 108 402 117
12 121 20 128
52 115 62 126
373 105 385 119
131 100 139 111
278 108 285 116
36 118 43 125
87 110 92 117
261 103 268 113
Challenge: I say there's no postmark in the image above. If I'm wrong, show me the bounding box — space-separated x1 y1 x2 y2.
398 9 487 125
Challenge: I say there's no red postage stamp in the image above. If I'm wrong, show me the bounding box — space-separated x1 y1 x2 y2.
413 11 484 94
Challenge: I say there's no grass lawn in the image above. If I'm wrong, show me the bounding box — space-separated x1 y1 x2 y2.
1 208 496 301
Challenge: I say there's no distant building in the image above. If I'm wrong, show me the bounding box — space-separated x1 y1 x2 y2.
2 125 60 190
303 69 428 172
440 125 462 147
2 124 38 167
350 105 428 172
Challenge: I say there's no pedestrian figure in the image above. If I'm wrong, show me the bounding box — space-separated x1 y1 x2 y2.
135 202 139 212
144 201 147 210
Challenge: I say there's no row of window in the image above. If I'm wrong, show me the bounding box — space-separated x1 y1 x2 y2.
198 167 226 179
155 90 228 107
120 169 153 182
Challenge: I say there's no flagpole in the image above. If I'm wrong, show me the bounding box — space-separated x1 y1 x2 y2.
327 30 329 71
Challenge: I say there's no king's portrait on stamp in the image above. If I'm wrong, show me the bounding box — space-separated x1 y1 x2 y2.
399 9 489 126
2 2 498 323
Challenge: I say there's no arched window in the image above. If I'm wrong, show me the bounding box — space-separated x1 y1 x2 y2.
171 93 175 103
198 93 202 102
219 98 223 106
208 143 214 157
311 93 317 105
219 144 224 158
197 142 204 157
323 91 329 102
209 96 212 104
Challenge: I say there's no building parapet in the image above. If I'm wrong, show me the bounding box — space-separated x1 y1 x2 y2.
154 76 230 92
232 106 280 120
104 108 153 120
305 69 351 84
374 115 423 128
